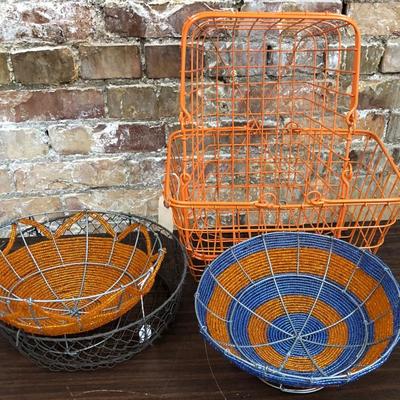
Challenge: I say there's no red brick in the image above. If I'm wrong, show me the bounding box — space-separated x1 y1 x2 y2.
105 124 166 153
168 2 214 36
107 86 157 119
104 4 171 38
0 3 96 44
12 48 77 84
0 89 104 122
21 9 50 24
158 85 179 118
104 6 146 37
145 45 180 78
80 45 141 79
348 3 400 36
392 148 400 166
0 53 10 85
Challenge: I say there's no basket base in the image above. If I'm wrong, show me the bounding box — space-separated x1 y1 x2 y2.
260 379 323 394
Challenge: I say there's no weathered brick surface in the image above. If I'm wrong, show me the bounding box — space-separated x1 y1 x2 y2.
48 126 92 155
359 42 385 75
347 3 400 36
0 128 48 160
0 89 104 122
0 53 10 84
381 38 400 73
14 158 128 192
0 196 62 225
63 188 160 217
104 1 231 38
104 5 147 38
158 85 180 118
145 45 180 78
357 112 387 137
0 2 96 44
167 2 217 35
12 48 77 84
105 124 166 153
107 86 157 119
338 41 385 76
80 45 142 79
0 0 398 222
0 168 13 194
128 159 165 186
358 79 400 110
386 113 400 144
242 0 342 12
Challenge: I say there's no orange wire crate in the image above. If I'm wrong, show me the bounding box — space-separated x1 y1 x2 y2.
164 12 400 279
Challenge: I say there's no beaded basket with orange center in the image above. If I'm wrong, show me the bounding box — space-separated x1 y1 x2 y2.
0 211 165 336
195 232 400 390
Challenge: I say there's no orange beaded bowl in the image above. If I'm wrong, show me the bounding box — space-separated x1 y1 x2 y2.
0 211 165 336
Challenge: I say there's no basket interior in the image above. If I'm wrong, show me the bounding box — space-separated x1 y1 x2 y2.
0 212 164 335
181 14 358 133
195 233 400 386
169 128 399 206
0 224 187 371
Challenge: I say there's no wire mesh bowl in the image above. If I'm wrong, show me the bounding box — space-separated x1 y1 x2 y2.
164 11 400 279
0 211 166 336
0 216 187 371
195 232 400 392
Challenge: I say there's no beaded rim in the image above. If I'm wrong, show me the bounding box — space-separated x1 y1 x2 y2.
195 232 400 387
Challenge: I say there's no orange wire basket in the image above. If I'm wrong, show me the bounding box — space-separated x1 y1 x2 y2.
164 12 400 279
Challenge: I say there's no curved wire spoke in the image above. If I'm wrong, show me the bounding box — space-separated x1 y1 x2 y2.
17 223 70 314
262 235 297 336
208 267 294 337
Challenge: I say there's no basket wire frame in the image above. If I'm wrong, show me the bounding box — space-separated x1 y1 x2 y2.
0 214 187 371
0 211 165 335
164 12 400 279
195 232 400 391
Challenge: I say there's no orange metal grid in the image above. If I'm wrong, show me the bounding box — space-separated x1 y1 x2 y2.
163 12 400 279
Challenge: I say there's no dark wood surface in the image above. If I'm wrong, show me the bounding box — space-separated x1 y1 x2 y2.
0 225 399 400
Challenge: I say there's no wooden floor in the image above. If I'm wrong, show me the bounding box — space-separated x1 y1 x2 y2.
1 225 399 400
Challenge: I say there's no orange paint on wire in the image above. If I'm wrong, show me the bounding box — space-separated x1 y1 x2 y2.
164 12 400 280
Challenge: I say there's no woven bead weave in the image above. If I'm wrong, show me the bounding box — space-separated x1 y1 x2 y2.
0 219 187 371
0 211 165 336
195 232 400 388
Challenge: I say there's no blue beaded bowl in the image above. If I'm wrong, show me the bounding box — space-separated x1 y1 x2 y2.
195 232 400 391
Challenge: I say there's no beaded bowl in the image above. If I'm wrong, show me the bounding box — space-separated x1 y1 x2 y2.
195 232 400 392
0 215 187 370
0 211 165 336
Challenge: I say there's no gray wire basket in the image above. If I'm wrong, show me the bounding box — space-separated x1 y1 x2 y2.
0 212 187 371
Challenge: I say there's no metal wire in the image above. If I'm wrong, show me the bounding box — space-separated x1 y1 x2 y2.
164 12 400 279
195 232 400 390
0 211 166 335
0 216 187 371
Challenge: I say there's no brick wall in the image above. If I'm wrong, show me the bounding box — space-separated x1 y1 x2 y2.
0 0 399 223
